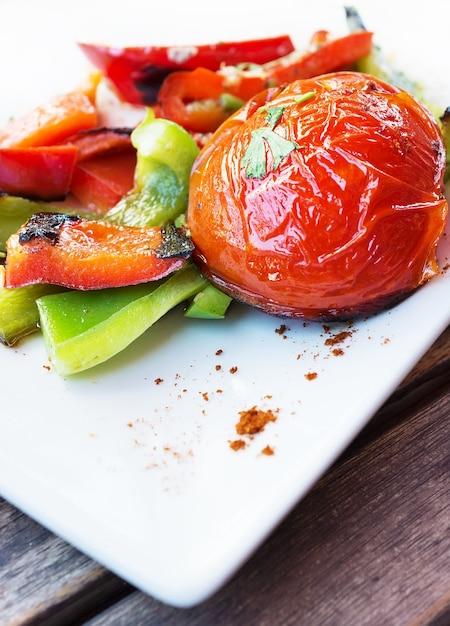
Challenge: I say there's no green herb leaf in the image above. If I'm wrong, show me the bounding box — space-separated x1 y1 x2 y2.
241 106 299 179
263 106 285 128
241 129 270 179
264 131 299 171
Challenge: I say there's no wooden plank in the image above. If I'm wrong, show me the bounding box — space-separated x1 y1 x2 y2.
0 500 132 626
1 326 449 625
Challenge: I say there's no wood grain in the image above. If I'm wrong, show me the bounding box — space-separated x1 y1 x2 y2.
0 501 131 626
1 326 449 626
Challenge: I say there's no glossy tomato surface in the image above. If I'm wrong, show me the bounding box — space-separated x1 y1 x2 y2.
187 72 448 320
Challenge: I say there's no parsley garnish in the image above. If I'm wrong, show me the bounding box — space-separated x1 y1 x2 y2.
241 94 316 179
241 105 299 179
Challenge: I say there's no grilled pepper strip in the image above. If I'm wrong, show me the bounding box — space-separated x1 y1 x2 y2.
0 196 58 252
5 212 193 290
37 262 208 375
156 67 235 133
0 196 98 252
157 30 373 132
70 147 137 214
0 145 78 200
78 35 295 105
105 108 199 227
0 91 97 148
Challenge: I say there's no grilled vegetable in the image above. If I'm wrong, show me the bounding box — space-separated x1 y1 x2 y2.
188 72 448 320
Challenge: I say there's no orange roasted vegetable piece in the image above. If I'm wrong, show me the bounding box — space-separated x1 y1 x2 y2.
5 213 193 290
0 91 97 148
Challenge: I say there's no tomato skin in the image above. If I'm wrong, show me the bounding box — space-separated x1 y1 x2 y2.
187 72 448 320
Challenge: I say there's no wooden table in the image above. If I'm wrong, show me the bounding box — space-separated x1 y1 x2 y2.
1 325 449 626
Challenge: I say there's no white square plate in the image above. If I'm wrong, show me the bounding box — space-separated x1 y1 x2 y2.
0 0 449 607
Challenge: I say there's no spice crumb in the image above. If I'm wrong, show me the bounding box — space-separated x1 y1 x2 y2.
229 439 247 451
324 330 352 346
261 445 275 456
236 406 278 435
229 366 238 374
154 377 164 385
275 323 289 337
304 371 318 380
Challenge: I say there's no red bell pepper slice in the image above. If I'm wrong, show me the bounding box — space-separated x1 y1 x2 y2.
61 127 136 213
63 126 133 161
78 35 295 105
156 67 232 133
158 30 373 133
261 30 374 85
0 145 78 200
5 213 192 290
70 148 137 213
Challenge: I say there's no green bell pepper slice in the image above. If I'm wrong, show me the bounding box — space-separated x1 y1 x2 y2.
105 108 199 227
36 263 208 375
184 283 233 319
0 283 65 346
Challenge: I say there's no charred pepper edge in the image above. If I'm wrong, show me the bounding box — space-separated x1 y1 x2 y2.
155 223 195 258
18 212 82 245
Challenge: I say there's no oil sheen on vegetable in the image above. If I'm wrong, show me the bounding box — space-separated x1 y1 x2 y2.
187 71 448 320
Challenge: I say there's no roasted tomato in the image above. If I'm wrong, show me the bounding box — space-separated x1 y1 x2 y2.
187 72 448 320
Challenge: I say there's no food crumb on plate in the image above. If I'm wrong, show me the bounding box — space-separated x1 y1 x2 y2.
235 406 278 435
229 439 247 451
275 323 290 338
